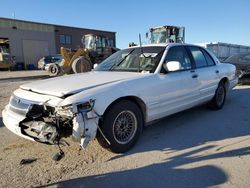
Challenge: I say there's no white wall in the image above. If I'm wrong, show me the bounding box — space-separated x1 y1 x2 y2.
0 27 56 66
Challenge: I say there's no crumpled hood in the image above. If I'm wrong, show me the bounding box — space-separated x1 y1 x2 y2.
20 71 145 97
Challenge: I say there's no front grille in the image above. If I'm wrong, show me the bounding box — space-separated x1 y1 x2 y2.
9 95 31 116
9 106 28 116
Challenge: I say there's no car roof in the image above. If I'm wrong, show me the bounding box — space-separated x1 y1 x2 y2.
127 43 220 65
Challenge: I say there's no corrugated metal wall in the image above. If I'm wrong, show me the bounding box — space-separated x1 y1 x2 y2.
0 19 54 32
0 19 56 67
0 18 116 67
22 40 49 65
198 42 250 60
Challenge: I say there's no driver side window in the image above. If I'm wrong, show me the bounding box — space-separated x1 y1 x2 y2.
164 46 191 71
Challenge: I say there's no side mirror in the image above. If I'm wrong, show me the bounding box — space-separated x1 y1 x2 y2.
163 61 181 72
93 63 98 69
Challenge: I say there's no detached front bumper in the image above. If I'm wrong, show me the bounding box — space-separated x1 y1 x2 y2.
2 106 34 141
72 112 99 148
2 103 99 149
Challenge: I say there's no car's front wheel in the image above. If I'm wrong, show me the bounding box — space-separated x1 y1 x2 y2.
97 100 143 153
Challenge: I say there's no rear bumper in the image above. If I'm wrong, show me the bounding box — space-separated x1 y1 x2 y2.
2 106 34 141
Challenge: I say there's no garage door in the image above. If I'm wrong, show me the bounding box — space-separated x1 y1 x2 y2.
22 40 49 66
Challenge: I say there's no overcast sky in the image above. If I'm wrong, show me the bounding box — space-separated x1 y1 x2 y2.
1 0 250 48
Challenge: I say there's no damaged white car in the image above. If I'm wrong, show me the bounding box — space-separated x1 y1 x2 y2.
2 44 238 153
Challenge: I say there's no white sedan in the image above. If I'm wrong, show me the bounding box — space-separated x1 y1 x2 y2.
2 43 238 153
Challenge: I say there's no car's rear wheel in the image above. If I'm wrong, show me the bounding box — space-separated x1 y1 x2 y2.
208 81 226 110
97 100 143 153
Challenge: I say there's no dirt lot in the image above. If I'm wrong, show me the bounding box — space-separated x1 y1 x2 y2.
0 73 249 188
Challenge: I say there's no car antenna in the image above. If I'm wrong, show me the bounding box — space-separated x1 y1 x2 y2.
139 34 150 58
138 34 143 72
139 34 151 72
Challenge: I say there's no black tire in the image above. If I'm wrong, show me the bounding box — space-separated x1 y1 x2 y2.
208 81 226 110
97 100 143 153
48 63 61 76
72 56 92 73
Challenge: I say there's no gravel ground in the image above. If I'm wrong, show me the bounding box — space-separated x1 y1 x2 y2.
0 76 249 188
0 70 48 80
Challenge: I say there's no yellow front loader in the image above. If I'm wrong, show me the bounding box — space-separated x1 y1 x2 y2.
48 34 118 76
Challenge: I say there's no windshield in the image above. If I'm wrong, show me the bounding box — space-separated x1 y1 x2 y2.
151 28 167 44
95 46 165 73
84 35 96 49
225 54 250 63
0 46 9 53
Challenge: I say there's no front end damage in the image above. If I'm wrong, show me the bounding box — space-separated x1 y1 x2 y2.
8 95 99 149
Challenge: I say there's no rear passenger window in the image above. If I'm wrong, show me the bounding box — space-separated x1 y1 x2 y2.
189 47 207 68
202 49 215 66
165 46 191 70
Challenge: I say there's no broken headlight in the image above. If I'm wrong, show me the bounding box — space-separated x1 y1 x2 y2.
77 99 95 113
56 99 95 116
56 105 74 117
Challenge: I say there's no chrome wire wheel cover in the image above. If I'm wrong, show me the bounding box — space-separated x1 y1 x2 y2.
216 85 225 106
112 110 137 144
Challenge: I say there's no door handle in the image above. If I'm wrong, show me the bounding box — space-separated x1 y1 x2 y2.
215 70 219 74
192 74 198 78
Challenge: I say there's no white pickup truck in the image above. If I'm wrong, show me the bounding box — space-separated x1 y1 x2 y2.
2 43 238 153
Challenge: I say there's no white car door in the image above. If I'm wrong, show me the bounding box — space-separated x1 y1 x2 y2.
147 46 201 121
187 46 220 101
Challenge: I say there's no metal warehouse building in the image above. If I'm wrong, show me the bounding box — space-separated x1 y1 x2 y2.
0 17 116 67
